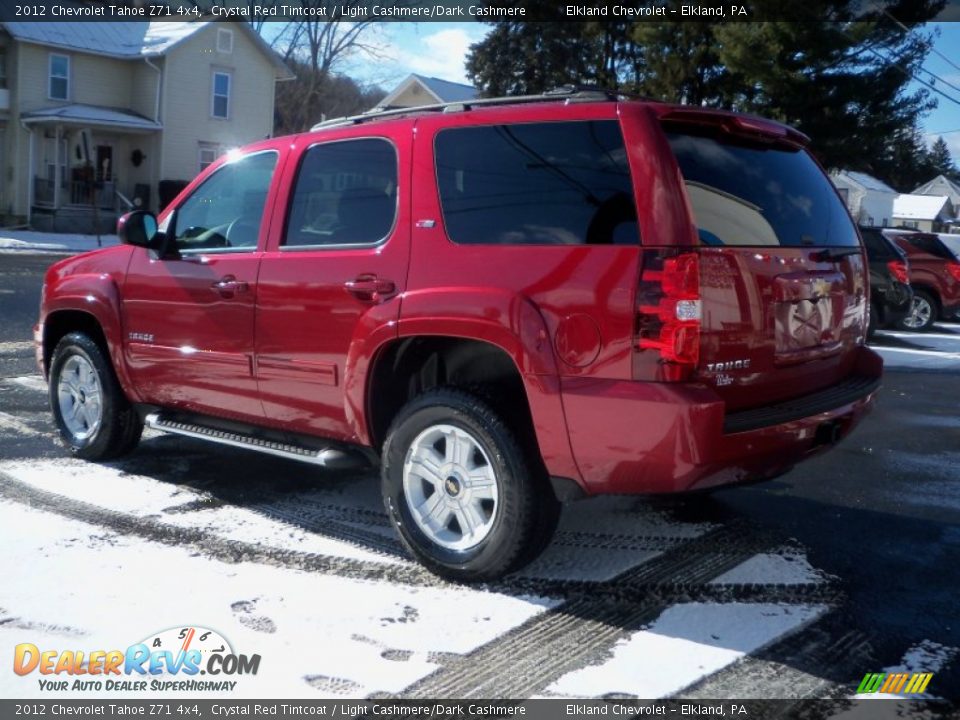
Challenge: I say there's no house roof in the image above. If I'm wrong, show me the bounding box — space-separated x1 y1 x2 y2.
892 194 951 220
378 73 478 108
912 174 960 197
21 104 161 131
832 170 897 194
2 20 292 77
2 21 205 57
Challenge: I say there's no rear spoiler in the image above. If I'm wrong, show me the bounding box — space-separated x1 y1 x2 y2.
658 108 810 148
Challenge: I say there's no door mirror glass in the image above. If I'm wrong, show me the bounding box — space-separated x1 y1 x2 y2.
117 211 158 248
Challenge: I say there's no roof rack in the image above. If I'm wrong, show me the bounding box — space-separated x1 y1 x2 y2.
309 86 623 131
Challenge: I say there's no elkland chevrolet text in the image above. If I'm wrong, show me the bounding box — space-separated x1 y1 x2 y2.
36 92 882 581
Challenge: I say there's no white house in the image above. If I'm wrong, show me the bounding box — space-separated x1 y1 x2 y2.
892 194 954 233
376 74 478 110
830 170 898 227
0 20 292 232
912 174 960 210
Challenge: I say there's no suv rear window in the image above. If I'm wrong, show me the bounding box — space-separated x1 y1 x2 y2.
895 232 955 260
435 120 637 246
666 130 858 248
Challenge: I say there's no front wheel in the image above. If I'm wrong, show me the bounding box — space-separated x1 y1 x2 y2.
898 289 937 332
49 332 143 460
381 388 558 582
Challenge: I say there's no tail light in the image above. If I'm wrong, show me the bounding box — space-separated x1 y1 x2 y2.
634 251 701 381
947 262 960 283
887 259 910 284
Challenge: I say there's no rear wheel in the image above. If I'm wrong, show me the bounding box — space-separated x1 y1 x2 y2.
899 289 937 332
49 332 142 460
381 387 558 582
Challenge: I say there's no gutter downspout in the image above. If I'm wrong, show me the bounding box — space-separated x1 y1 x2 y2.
144 56 162 209
20 120 33 226
144 56 161 122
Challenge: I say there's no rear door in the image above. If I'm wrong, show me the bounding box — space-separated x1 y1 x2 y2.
661 117 868 411
254 130 411 442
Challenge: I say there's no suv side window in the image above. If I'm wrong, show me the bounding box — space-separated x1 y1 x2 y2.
172 150 278 253
434 120 637 246
861 229 891 259
283 138 398 248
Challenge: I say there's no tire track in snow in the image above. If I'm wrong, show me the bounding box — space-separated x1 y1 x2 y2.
400 523 791 699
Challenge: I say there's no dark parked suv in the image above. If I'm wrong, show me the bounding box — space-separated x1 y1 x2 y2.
36 92 882 581
889 230 960 331
859 227 913 336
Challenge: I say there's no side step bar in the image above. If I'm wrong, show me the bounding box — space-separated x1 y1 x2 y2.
144 413 365 470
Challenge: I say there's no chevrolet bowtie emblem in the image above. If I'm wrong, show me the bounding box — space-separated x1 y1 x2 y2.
811 278 830 300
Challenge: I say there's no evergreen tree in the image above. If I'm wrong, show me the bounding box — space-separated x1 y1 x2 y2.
929 136 958 179
464 1 944 173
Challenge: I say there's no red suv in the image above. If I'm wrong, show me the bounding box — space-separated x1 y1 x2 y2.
887 230 960 331
36 92 882 581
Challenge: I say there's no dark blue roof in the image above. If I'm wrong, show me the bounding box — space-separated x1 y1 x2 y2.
412 74 478 103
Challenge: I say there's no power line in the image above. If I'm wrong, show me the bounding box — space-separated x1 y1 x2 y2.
885 10 960 76
835 24 960 109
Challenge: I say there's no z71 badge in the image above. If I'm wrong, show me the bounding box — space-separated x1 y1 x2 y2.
128 332 154 343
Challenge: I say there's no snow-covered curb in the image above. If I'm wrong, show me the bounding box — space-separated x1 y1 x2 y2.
0 231 119 255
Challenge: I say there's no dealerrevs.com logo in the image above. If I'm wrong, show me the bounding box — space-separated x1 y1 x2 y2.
13 626 261 692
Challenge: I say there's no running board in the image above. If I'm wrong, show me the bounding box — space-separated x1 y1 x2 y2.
144 413 365 470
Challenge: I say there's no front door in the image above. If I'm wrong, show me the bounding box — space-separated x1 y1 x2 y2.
122 149 281 422
255 133 411 442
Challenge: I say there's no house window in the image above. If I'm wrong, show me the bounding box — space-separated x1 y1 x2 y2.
0 52 8 89
198 144 221 173
217 28 233 54
49 54 69 100
211 71 231 119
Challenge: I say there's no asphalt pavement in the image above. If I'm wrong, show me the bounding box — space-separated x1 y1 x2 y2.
0 251 957 706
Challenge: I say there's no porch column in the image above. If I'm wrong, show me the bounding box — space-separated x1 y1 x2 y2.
53 125 61 209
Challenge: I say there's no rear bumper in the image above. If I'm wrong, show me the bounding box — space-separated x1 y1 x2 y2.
559 346 882 495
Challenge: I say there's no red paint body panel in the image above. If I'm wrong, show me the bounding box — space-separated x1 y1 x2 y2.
37 98 882 498
893 233 960 315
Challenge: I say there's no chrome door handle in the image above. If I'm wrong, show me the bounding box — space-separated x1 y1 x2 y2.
211 276 249 296
344 275 396 303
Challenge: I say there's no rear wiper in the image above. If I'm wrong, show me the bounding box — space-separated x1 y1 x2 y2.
812 247 862 262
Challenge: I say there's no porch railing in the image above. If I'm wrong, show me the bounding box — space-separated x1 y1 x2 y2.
33 177 117 210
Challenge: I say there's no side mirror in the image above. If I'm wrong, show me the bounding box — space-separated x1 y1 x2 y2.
117 211 159 248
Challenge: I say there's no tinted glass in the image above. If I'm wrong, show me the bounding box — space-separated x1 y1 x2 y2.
860 229 893 260
897 233 954 260
666 130 858 247
173 151 277 252
939 234 960 260
284 139 397 247
435 121 637 245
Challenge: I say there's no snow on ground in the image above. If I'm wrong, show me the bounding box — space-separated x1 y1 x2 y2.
0 501 558 699
0 458 402 566
541 602 826 699
0 231 118 254
709 550 829 586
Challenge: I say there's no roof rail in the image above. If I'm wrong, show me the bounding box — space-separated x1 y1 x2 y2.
309 86 623 131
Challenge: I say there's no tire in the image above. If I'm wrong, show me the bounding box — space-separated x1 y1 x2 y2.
381 387 559 582
49 332 143 461
867 301 879 338
898 289 937 332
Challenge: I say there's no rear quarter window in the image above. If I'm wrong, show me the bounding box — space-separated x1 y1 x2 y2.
666 129 858 248
434 120 638 246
